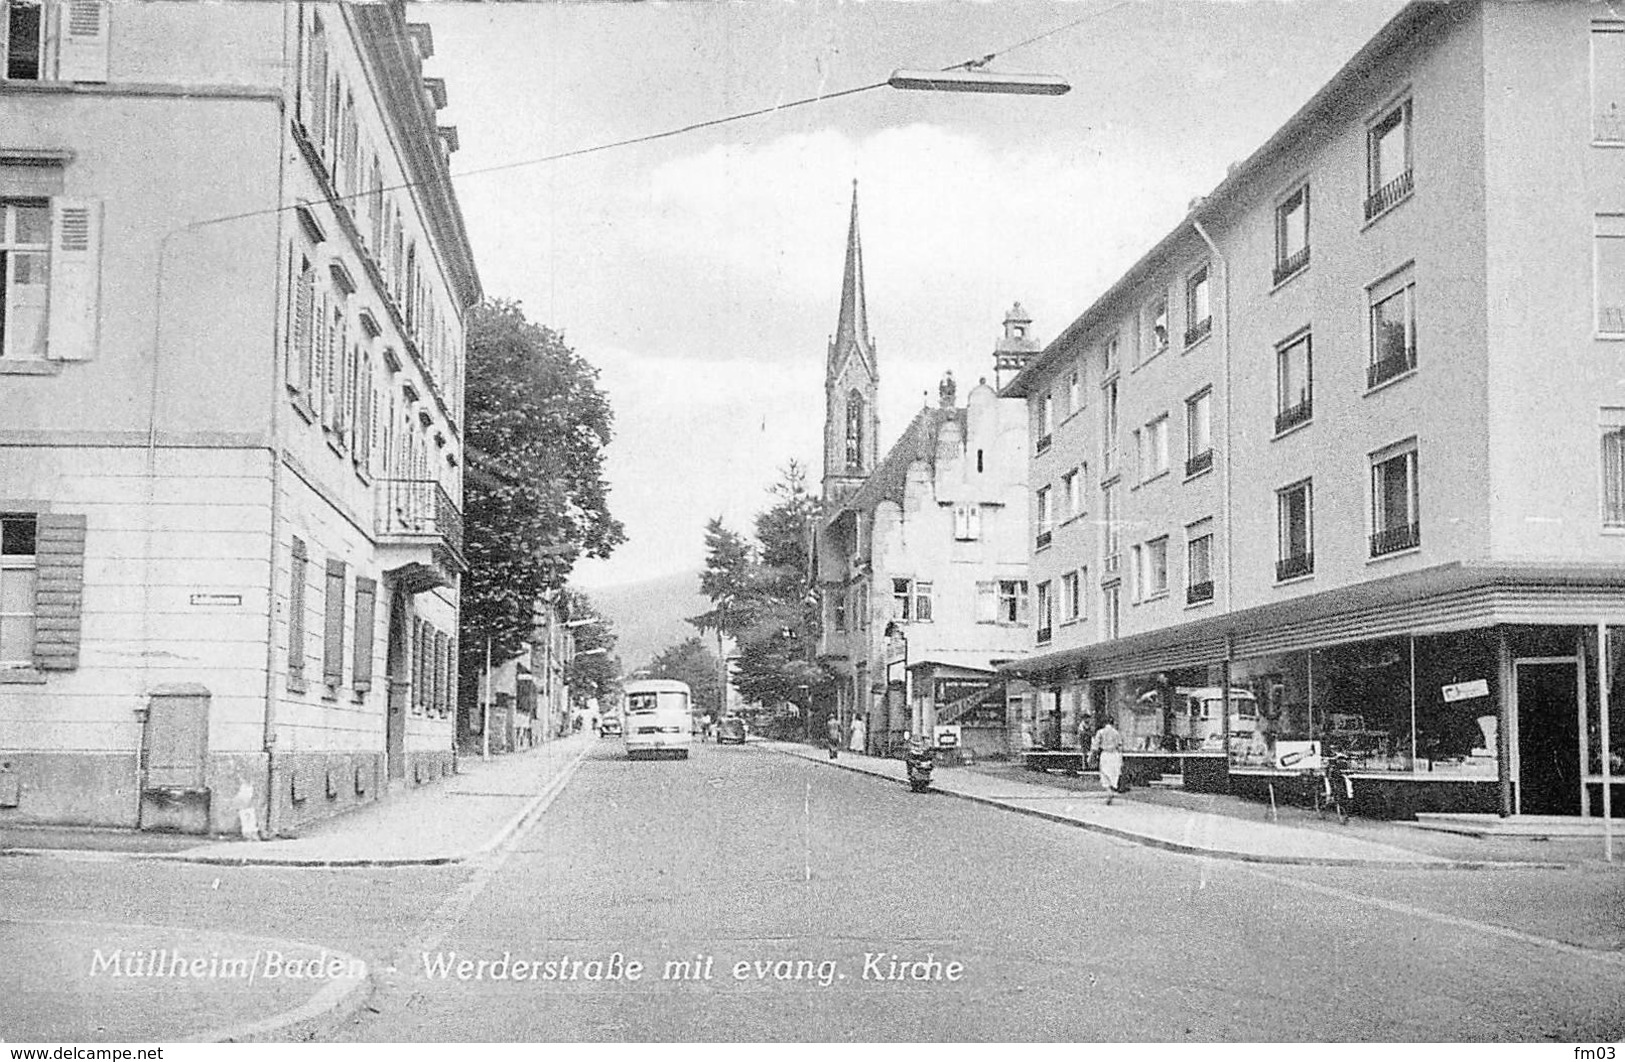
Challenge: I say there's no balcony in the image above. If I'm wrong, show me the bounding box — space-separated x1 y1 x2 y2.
1186 580 1214 605
1185 448 1214 478
1036 625 1052 645
1184 317 1212 347
1367 346 1416 389
1035 530 1052 550
376 478 468 594
1274 397 1313 435
1273 246 1310 286
1276 551 1314 581
1364 168 1413 221
1370 522 1420 558
1035 433 1053 456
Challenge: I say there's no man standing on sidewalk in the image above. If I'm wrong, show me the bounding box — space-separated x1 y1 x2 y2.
826 714 843 760
1089 716 1125 806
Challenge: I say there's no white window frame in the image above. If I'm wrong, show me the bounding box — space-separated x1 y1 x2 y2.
1146 294 1169 360
1367 263 1417 387
1277 478 1314 578
1102 583 1120 641
1145 536 1169 599
1603 408 1625 529
1186 520 1213 602
1367 96 1413 215
1061 569 1082 624
0 199 50 360
1186 388 1212 469
998 580 1030 625
1596 215 1625 337
1036 485 1054 544
1276 329 1313 425
1035 580 1053 641
1067 368 1083 418
2 0 47 82
0 511 36 666
1185 264 1211 346
1593 24 1625 144
1369 439 1420 555
953 503 982 541
1275 182 1310 280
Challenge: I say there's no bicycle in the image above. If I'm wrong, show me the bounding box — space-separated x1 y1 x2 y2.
1315 749 1353 824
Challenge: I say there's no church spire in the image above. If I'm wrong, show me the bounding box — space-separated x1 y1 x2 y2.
832 180 870 363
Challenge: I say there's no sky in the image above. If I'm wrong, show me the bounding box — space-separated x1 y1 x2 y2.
414 0 1408 590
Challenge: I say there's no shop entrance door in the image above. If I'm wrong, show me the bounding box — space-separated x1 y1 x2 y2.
1515 659 1580 816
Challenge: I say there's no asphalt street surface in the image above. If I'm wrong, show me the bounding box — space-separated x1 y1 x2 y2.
5 739 1625 1042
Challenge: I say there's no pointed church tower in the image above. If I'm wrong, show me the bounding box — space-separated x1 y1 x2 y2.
822 181 880 503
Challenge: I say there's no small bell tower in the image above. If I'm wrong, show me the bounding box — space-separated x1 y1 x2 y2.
993 302 1038 391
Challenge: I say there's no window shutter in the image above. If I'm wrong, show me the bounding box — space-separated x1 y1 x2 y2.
56 1 110 83
293 260 314 395
353 576 375 691
32 513 86 671
448 637 458 718
975 582 996 623
46 199 102 362
434 630 448 714
288 538 307 686
323 559 345 686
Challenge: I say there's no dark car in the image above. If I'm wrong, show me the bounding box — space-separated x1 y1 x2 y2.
716 717 747 745
600 717 623 738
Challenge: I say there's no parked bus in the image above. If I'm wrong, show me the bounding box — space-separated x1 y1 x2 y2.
622 679 693 760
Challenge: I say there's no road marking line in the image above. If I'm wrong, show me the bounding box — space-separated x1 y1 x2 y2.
1244 866 1625 968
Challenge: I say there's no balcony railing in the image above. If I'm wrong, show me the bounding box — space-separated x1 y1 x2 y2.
1276 551 1314 581
1035 433 1053 455
1367 346 1416 389
1102 447 1118 480
1184 317 1212 347
1036 625 1053 644
1364 168 1413 221
1599 306 1625 335
1273 246 1310 285
1185 448 1214 478
379 478 465 566
1275 397 1313 435
1370 521 1420 557
1035 530 1053 550
1186 580 1214 605
1103 552 1120 576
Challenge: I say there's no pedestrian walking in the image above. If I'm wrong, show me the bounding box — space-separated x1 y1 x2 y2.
826 714 843 759
1089 716 1125 805
848 714 866 754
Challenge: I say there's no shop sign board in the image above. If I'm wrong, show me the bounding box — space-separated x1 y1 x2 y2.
1441 679 1490 703
1274 740 1321 771
934 725 962 747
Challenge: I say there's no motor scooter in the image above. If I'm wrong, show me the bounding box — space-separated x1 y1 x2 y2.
904 740 935 793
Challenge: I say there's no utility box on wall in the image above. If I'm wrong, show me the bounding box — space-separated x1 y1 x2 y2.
140 686 211 834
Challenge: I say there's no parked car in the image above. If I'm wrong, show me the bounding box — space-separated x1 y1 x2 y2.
716 717 747 745
600 717 623 738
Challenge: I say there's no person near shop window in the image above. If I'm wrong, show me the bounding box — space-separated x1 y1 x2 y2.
1089 717 1125 805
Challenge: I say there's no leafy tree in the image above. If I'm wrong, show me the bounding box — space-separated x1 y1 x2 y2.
458 299 626 710
642 637 723 719
564 589 621 709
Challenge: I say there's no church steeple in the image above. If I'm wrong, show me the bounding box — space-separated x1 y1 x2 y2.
823 180 880 503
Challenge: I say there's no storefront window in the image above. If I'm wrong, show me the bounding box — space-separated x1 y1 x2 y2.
1310 637 1414 772
1230 651 1314 767
1582 627 1625 792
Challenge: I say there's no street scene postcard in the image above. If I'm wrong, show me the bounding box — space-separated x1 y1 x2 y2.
2 0 1624 1050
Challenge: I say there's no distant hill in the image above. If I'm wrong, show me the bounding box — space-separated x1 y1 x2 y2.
582 570 711 672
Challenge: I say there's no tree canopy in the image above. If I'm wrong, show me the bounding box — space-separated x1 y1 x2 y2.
641 637 723 718
459 299 626 683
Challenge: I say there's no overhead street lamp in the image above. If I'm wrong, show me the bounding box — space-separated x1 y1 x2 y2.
887 68 1071 95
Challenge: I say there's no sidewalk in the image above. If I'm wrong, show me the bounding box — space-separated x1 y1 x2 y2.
0 732 595 868
762 741 1580 869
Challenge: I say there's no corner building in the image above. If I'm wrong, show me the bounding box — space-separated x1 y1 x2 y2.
1004 0 1625 819
0 1 480 834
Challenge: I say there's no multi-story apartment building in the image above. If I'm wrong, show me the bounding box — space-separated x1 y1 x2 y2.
0 1 479 834
813 189 1035 756
1004 0 1625 819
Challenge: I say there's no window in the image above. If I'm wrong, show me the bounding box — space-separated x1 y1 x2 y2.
845 391 865 470
1603 410 1625 528
1185 389 1213 476
0 200 49 360
1366 98 1413 220
831 592 847 633
1275 184 1310 283
1061 570 1081 623
1368 268 1417 387
1146 295 1169 359
953 503 982 541
1184 266 1212 346
1101 379 1119 478
994 579 1029 624
1036 486 1054 548
1102 481 1120 574
1186 521 1214 604
1036 580 1053 643
0 513 36 664
1277 480 1314 580
353 576 376 693
1139 415 1169 481
1134 537 1169 600
1370 441 1420 556
1037 393 1054 453
1062 468 1082 520
288 537 308 689
1276 331 1313 432
1067 369 1083 418
3 0 44 80
1103 333 1119 377
1102 583 1120 641
892 578 933 623
323 559 346 687
1594 26 1625 142
1596 216 1625 336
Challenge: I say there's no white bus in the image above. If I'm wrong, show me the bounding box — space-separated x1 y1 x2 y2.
622 679 693 759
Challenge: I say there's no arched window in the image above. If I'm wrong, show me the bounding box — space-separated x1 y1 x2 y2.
845 390 865 471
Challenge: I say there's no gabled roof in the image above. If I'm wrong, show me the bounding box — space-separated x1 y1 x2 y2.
823 406 964 527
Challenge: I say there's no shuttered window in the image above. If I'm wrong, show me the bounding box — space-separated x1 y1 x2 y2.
353 576 376 692
323 559 345 687
434 629 448 714
1604 412 1625 528
412 617 425 713
306 14 328 145
288 537 308 688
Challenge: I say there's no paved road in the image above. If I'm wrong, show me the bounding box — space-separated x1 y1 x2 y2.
4 740 1623 1041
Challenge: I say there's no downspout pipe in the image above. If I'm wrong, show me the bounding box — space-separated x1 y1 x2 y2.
1189 209 1232 618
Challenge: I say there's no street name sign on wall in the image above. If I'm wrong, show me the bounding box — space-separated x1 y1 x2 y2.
189 593 243 607
1441 679 1490 702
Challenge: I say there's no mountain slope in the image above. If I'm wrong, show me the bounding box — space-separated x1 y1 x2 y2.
581 570 710 672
